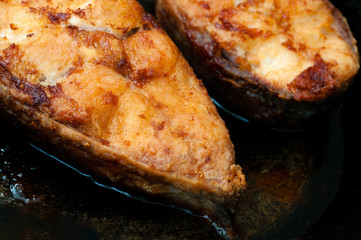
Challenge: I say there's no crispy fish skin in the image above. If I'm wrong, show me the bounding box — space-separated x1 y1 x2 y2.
156 0 360 128
0 0 246 236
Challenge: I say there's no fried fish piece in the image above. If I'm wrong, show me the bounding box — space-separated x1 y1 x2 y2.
0 0 246 237
156 0 360 129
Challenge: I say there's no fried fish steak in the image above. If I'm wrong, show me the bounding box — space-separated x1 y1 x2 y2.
156 0 360 128
0 0 246 236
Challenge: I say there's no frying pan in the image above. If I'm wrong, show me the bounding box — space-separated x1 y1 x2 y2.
0 0 360 239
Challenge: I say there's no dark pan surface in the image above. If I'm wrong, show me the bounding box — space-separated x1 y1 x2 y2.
1 0 360 239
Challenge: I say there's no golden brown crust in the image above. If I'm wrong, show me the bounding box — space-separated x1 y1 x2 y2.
0 0 246 236
156 0 359 128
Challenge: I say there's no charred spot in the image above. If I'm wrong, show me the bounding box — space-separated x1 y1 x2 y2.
94 56 126 78
29 6 71 24
173 127 188 139
29 6 43 14
298 44 307 51
198 1 210 10
29 6 51 17
157 121 165 131
282 38 306 52
66 25 79 34
216 9 265 40
0 63 50 107
288 54 340 101
103 91 119 105
282 39 297 51
17 77 49 106
151 120 165 132
9 23 18 30
163 147 171 155
219 7 238 18
48 12 71 24
215 21 264 40
74 30 117 50
151 120 165 137
27 33 35 38
115 57 156 87
67 57 84 76
130 68 157 87
1 43 20 65
47 83 66 98
74 8 86 18
67 27 94 47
